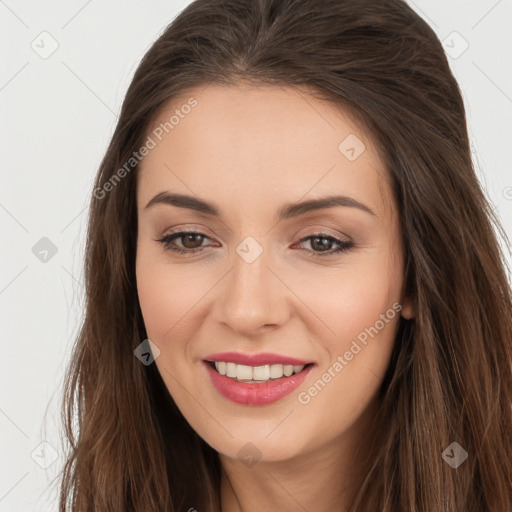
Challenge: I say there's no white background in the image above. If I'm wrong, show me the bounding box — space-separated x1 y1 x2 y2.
0 1 511 510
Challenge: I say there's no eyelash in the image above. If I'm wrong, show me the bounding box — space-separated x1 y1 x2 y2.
154 230 354 258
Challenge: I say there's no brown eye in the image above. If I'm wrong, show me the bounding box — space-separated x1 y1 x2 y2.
155 231 213 254
180 233 206 249
309 236 336 252
294 233 354 257
155 231 354 258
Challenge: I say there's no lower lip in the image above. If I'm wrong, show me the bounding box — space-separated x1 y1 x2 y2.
203 361 314 406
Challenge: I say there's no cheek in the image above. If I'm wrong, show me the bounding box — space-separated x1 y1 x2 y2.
287 253 401 403
136 267 177 341
286 251 402 355
136 238 200 336
293 259 402 434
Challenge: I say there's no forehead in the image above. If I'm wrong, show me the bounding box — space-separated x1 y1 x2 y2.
137 83 392 218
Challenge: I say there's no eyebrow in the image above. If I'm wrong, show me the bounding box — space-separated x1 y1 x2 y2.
144 191 376 219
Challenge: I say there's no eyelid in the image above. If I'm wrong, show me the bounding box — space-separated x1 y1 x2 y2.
159 225 216 241
154 227 355 258
157 226 349 245
159 221 350 240
154 227 219 254
296 226 351 241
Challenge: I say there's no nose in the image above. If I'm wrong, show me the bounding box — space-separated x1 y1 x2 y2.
214 243 291 336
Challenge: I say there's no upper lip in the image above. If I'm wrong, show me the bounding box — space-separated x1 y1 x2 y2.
204 351 313 366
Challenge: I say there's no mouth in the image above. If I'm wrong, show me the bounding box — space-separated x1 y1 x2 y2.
202 359 315 405
205 360 314 383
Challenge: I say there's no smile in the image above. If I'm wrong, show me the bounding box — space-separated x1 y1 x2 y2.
209 361 308 382
202 358 315 406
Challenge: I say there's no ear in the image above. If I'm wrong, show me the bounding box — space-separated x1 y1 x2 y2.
400 294 415 319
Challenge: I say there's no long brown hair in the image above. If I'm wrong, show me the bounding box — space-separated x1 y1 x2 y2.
58 0 512 510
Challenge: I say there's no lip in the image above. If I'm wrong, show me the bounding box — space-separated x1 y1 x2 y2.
203 351 313 366
203 360 315 406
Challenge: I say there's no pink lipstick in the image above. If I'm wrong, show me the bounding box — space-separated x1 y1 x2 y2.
202 352 314 405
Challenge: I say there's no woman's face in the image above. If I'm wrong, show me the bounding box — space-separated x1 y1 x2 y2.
136 83 413 464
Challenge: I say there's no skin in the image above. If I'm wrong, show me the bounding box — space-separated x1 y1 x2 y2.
135 83 414 512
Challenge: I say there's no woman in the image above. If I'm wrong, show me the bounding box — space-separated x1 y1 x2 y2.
58 0 512 510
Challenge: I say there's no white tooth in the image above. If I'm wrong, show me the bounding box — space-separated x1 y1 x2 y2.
236 364 253 381
216 361 227 375
226 362 237 378
253 365 270 381
269 364 284 379
221 362 303 381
